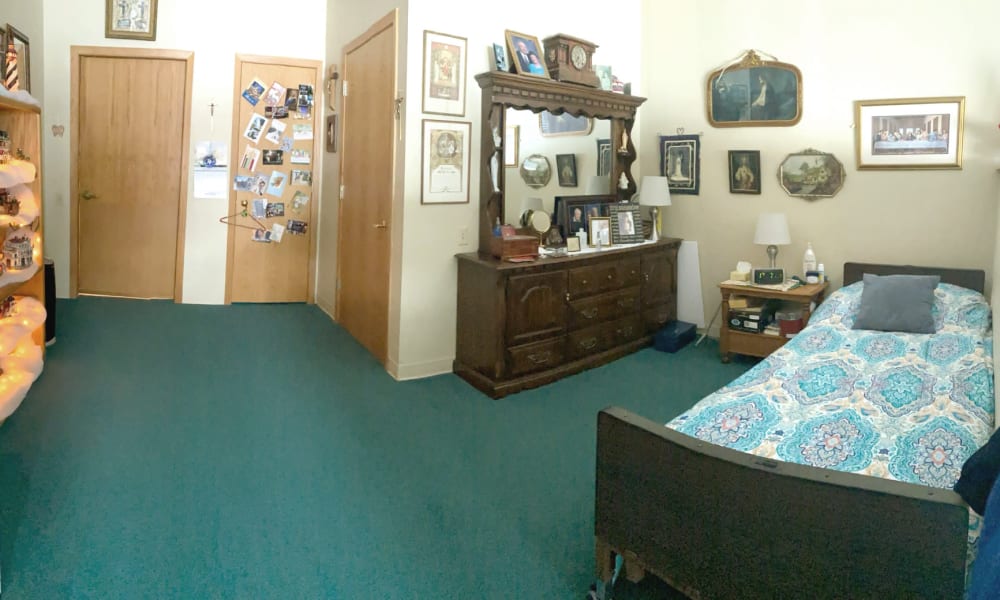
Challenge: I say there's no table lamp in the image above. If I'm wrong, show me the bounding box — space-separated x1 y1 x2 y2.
637 175 671 242
753 212 790 268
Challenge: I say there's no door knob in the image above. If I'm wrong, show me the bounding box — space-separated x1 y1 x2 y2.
373 220 387 229
80 190 98 200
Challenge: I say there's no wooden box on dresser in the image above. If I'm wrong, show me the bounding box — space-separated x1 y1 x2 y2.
0 93 47 423
455 239 680 398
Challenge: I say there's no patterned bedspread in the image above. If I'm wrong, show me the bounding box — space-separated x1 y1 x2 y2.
669 281 994 489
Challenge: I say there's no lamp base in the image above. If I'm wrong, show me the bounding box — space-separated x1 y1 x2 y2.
766 245 778 268
649 206 661 242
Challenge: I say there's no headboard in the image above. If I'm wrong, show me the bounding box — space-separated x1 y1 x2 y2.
843 262 986 294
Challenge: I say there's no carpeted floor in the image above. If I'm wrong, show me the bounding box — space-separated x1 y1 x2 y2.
0 297 750 599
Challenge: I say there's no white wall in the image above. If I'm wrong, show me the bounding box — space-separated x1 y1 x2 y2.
642 0 1000 335
2 1 44 103
394 0 643 378
41 0 326 301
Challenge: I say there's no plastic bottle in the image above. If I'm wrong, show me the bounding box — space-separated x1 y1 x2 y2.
493 217 501 237
803 243 817 276
817 263 825 283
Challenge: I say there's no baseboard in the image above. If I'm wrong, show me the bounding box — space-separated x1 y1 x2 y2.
388 356 454 381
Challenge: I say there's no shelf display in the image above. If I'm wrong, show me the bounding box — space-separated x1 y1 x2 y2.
0 92 45 423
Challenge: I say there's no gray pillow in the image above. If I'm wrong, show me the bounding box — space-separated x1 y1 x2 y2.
852 273 940 333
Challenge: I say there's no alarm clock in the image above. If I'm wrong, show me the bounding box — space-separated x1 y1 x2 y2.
752 268 785 285
542 34 600 88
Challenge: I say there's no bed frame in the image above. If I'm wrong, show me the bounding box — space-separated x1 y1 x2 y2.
594 263 987 599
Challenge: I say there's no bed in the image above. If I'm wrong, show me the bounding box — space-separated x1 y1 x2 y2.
594 263 993 599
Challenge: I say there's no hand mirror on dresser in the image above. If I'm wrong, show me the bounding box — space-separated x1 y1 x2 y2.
454 71 681 398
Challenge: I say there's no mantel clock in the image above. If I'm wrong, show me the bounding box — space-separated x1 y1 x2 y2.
542 34 600 88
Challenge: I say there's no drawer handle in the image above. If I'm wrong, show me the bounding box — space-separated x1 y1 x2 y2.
643 273 650 282
527 351 552 365
565 292 571 302
581 307 599 319
607 274 614 280
655 312 669 324
581 278 589 285
579 337 598 350
617 326 634 337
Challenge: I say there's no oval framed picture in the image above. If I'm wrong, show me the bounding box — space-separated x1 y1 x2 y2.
777 149 845 200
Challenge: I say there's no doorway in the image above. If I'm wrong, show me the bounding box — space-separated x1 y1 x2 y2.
70 47 193 299
337 11 397 363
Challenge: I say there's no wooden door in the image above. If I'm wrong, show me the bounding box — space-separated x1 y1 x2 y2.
72 48 193 299
337 12 396 362
227 55 321 303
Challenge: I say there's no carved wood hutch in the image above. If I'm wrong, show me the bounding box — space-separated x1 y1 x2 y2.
454 71 681 398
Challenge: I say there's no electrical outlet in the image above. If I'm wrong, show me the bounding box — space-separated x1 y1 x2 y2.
458 226 469 246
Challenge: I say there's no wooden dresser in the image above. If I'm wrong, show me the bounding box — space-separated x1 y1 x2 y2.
454 239 680 398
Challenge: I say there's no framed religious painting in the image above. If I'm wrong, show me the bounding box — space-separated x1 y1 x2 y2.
854 96 964 169
728 150 761 194
659 134 700 195
421 119 470 204
422 30 467 116
706 50 802 127
778 148 845 200
105 0 158 41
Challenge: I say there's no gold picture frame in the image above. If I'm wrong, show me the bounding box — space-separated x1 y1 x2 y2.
706 50 802 127
505 30 549 78
854 96 965 170
105 0 158 41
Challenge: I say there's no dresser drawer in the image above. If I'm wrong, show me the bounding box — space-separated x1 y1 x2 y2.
507 337 565 377
567 258 641 298
567 315 644 360
610 315 643 345
642 301 676 333
568 287 641 330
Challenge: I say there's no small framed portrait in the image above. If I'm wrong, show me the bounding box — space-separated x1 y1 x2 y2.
105 0 158 41
505 30 549 78
554 194 613 240
854 96 964 169
778 148 846 199
609 204 644 244
659 134 700 195
422 30 467 116
566 236 581 252
492 43 508 72
556 154 577 187
728 150 761 194
588 217 611 247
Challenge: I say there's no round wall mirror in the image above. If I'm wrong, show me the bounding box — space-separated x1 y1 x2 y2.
519 154 551 188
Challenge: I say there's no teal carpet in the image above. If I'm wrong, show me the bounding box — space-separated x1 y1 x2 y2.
0 298 750 599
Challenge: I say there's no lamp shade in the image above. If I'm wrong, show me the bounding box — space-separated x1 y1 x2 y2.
754 213 791 245
584 175 607 195
638 176 672 207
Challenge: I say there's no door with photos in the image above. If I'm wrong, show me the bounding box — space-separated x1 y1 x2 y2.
228 55 321 303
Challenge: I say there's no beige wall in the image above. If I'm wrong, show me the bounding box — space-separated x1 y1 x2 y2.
2 1 44 103
41 0 326 302
393 0 643 378
642 0 1000 336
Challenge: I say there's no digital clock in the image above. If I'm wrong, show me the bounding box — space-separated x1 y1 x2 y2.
752 268 785 285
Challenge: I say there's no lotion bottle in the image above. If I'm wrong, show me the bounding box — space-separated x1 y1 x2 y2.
803 243 817 276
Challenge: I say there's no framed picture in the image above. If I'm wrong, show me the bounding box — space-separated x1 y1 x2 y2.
539 111 593 137
519 154 551 188
596 138 611 176
421 119 471 204
422 31 467 116
706 50 801 127
105 0 158 41
556 154 577 187
778 148 846 199
566 236 581 252
2 24 30 93
492 43 508 72
609 204 644 244
505 30 548 78
659 134 700 195
589 217 611 247
595 65 613 91
554 194 613 239
504 124 519 167
854 96 965 170
326 114 338 153
728 150 761 194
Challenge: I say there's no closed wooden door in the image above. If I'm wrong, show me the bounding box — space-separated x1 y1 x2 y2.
227 55 321 303
337 12 396 362
73 48 192 299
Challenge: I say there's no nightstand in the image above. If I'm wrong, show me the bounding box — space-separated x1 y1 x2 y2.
718 281 827 363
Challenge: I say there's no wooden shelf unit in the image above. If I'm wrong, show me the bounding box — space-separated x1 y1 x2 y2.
718 281 827 362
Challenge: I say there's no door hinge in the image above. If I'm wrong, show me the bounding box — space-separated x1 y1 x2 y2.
342 81 348 96
339 184 345 200
394 96 404 120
